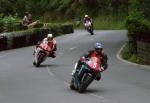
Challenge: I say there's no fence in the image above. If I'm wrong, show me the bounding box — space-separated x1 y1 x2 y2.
137 40 150 63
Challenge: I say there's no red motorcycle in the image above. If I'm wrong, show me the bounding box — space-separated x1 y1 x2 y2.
33 42 52 67
70 57 103 93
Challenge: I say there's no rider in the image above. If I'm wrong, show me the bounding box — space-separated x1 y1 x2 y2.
83 14 93 29
35 33 57 58
43 34 57 58
73 42 108 86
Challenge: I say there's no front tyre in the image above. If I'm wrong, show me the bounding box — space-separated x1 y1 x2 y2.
70 78 75 90
78 74 95 93
90 29 94 35
90 31 94 35
78 84 85 93
35 52 45 67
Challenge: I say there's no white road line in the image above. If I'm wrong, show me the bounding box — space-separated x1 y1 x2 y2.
64 82 69 85
0 50 28 58
117 44 150 69
57 52 64 55
0 55 7 58
46 66 54 76
70 47 76 50
89 93 104 100
63 81 106 100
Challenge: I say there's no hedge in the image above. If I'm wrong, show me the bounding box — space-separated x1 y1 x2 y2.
0 35 7 50
0 23 73 51
126 12 149 51
125 12 150 64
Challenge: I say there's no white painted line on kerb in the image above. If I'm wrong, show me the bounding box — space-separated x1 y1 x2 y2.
117 44 150 69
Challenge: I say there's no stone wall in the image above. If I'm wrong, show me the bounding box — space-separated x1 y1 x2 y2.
137 40 150 63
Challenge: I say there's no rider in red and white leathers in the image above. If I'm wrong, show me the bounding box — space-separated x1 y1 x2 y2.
42 34 57 58
83 14 93 29
35 34 57 58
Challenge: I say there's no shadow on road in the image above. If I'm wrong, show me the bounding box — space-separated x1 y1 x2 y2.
35 64 61 68
84 88 103 94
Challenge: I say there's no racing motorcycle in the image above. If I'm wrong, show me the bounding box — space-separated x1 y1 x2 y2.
84 21 94 35
33 42 52 67
70 57 102 93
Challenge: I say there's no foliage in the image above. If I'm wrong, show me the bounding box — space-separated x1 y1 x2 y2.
124 9 150 64
0 15 4 32
43 22 73 36
1 23 73 50
126 12 150 53
0 0 130 20
3 16 20 31
0 0 150 31
0 15 21 32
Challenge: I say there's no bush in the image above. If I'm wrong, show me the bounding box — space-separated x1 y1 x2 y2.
126 11 150 40
125 11 150 54
121 43 132 60
61 23 74 34
0 18 3 32
2 15 21 32
0 35 7 50
0 23 74 50
0 15 45 33
43 22 74 36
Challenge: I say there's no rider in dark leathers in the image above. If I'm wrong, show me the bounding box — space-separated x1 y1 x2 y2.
72 42 108 86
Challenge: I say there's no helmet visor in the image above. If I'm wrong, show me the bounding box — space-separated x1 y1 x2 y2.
95 48 103 53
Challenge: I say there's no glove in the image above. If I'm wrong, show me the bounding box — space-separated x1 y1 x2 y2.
101 66 105 71
71 69 76 76
80 56 86 62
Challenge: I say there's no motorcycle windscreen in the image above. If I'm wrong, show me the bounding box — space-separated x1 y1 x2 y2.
87 57 101 71
84 21 91 27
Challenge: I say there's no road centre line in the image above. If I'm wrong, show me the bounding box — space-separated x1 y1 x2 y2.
69 47 76 50
0 55 7 58
46 66 54 76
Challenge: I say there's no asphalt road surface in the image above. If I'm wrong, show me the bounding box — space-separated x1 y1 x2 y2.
0 30 150 103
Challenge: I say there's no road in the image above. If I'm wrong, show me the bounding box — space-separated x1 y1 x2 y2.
0 30 150 103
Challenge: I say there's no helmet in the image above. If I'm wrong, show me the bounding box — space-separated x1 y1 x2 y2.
95 42 103 49
95 42 103 54
47 34 53 39
85 15 88 18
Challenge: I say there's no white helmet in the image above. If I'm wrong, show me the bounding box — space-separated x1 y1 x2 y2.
85 15 88 17
47 34 53 38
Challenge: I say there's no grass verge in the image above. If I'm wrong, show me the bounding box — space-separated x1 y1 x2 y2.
75 15 125 30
